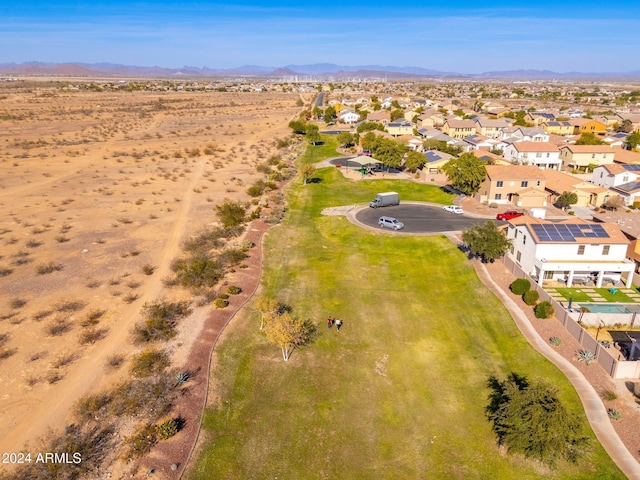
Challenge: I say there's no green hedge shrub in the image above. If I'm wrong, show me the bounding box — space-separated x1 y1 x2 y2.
510 278 531 295
534 301 555 319
523 290 539 306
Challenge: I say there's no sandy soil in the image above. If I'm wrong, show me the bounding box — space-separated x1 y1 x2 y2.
0 82 304 469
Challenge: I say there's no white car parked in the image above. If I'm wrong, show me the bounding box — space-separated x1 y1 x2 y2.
442 205 464 215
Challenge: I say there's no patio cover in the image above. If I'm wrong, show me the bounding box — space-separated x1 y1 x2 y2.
349 156 383 167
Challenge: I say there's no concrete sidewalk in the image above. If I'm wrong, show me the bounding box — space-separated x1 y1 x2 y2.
474 260 640 479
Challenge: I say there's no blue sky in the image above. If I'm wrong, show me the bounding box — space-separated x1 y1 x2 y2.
1 1 638 73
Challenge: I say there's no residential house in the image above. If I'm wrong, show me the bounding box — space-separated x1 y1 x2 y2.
505 216 634 288
365 110 391 125
404 110 420 123
417 128 468 150
470 150 511 166
610 148 640 166
541 169 608 207
611 181 640 206
592 210 640 284
441 118 476 139
526 111 557 126
396 135 424 152
473 117 512 139
591 164 640 190
603 132 628 148
558 145 615 171
503 142 561 169
501 126 549 143
338 110 361 124
386 120 414 137
486 107 510 118
615 113 640 133
475 165 548 207
569 118 607 135
422 150 454 173
542 121 573 136
463 134 504 151
417 110 445 129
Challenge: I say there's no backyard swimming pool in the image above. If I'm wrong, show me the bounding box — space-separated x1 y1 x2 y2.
579 303 640 314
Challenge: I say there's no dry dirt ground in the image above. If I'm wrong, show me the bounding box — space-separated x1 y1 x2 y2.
0 81 305 476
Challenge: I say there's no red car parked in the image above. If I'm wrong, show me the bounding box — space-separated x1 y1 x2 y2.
496 210 524 221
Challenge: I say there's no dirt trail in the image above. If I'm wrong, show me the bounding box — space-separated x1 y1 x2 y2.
1 154 207 454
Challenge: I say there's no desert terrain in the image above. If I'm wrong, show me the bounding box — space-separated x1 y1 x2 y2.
0 80 304 471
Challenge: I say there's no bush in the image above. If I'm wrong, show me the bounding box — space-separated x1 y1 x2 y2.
602 390 617 401
549 336 562 346
130 348 170 377
134 299 191 343
534 301 555 319
122 423 157 460
36 262 63 275
523 290 539 306
227 285 242 295
156 418 179 440
608 409 621 420
214 298 229 308
510 278 531 295
576 349 596 366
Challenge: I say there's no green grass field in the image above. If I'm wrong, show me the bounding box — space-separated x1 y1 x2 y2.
189 140 623 479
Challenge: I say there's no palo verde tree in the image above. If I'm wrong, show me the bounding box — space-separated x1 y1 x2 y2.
441 152 487 195
461 221 511 263
486 373 590 467
300 164 316 185
263 310 315 361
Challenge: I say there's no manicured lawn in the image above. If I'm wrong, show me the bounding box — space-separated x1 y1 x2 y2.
554 288 637 304
189 148 623 479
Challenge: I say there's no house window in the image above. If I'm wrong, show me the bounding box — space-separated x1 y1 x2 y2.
516 251 522 262
578 245 585 255
496 181 503 188
521 181 528 188
602 245 610 255
536 152 542 158
523 235 526 245
536 181 541 187
623 175 629 182
510 244 515 254
494 193 502 200
592 154 596 159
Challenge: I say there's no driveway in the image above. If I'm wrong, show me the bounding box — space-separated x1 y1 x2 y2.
354 203 492 234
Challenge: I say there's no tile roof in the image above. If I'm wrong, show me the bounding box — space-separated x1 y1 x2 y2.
511 141 559 153
485 164 546 180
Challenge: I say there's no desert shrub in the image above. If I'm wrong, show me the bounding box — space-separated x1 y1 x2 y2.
549 336 562 346
0 333 9 348
74 392 112 421
122 422 157 460
0 348 17 360
523 290 539 306
55 299 86 312
217 293 229 300
171 254 223 289
602 390 617 401
215 199 247 228
534 301 555 319
8 424 114 480
105 353 124 369
45 319 72 336
510 278 531 295
156 418 179 440
133 299 191 343
227 285 242 295
111 375 175 418
79 327 108 345
0 266 13 276
219 247 248 266
608 409 621 420
9 298 26 309
130 348 170 378
576 349 596 366
214 298 229 308
142 263 156 275
81 309 105 327
36 261 63 274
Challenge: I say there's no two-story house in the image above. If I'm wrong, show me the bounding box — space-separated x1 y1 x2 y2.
558 145 615 172
386 120 414 137
526 111 557 126
541 121 573 136
503 142 561 169
473 117 512 139
501 126 549 143
338 110 361 124
441 118 477 139
591 164 640 189
365 110 391 125
475 165 547 207
505 216 634 288
569 118 607 135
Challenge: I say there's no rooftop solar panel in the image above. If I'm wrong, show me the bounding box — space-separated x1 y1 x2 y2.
530 222 610 242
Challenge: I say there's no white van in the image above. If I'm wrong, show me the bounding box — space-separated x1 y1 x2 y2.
378 216 404 231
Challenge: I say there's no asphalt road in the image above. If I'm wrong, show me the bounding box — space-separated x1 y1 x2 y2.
355 204 491 233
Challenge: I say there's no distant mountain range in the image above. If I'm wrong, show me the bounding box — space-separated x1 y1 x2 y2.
1 61 639 80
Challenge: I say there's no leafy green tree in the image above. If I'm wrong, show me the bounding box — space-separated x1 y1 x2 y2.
288 119 307 135
486 374 589 467
370 137 405 170
390 109 405 121
300 164 316 184
404 151 426 172
312 106 323 118
503 110 532 127
442 153 487 195
361 131 377 151
461 221 511 263
391 100 402 109
575 132 606 145
305 124 321 145
423 139 463 156
555 191 578 210
324 106 336 123
337 131 355 148
625 131 640 150
618 119 634 133
356 121 386 134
